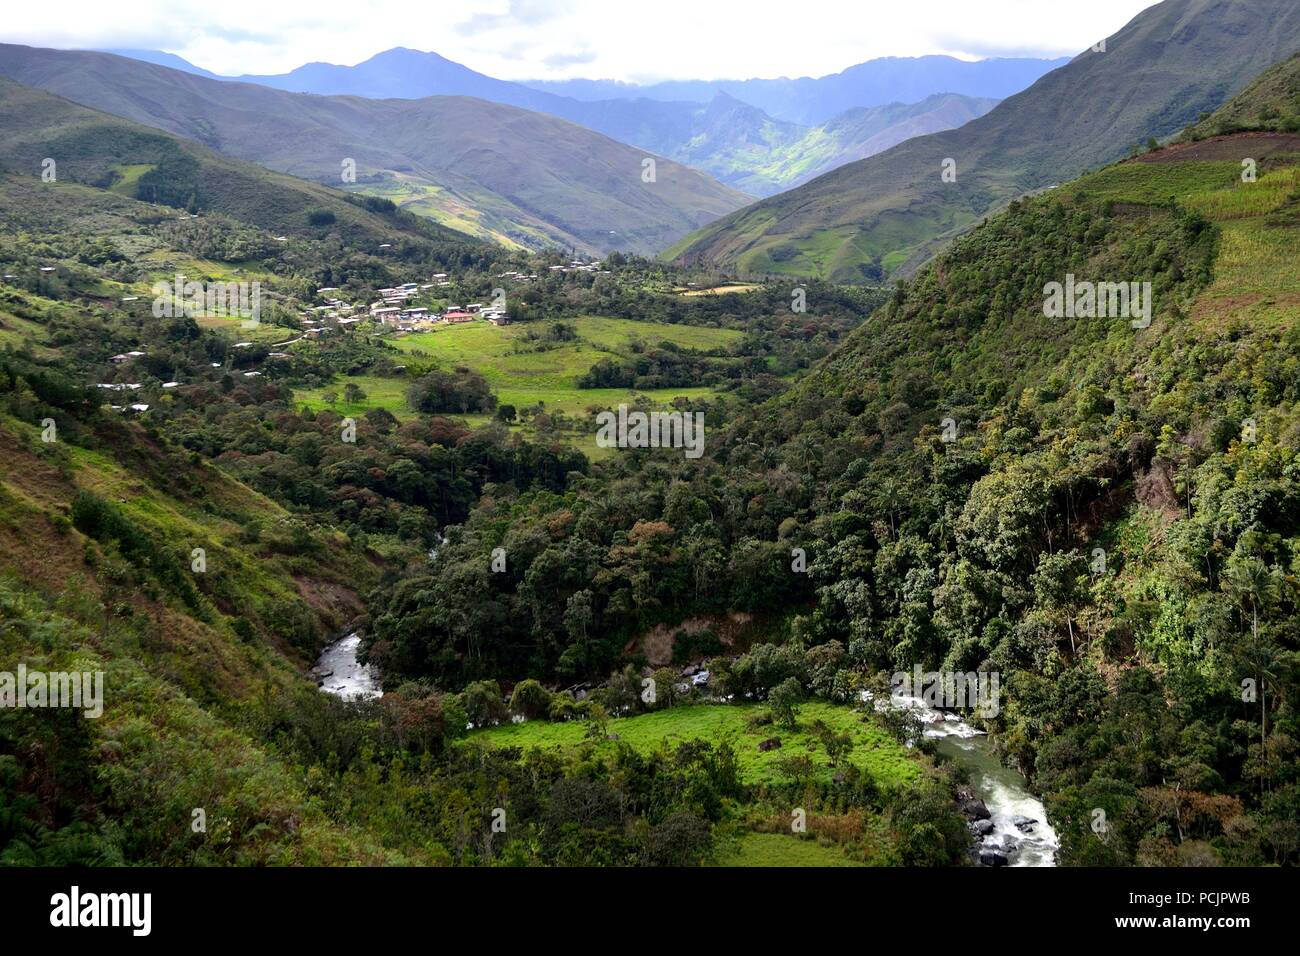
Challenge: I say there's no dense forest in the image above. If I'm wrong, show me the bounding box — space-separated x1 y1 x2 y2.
364 170 1300 865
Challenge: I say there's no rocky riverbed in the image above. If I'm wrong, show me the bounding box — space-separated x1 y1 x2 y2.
881 692 1059 867
312 632 382 700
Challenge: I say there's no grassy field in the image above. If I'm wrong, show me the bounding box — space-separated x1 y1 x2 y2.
392 315 739 419
295 315 742 456
1062 152 1300 332
136 249 279 286
344 174 550 251
709 832 864 867
1060 160 1244 206
0 307 57 357
469 701 920 787
194 315 294 344
295 374 417 418
676 283 763 296
107 163 155 197
394 315 741 361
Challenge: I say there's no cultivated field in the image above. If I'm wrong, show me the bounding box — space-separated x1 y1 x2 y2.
469 701 921 787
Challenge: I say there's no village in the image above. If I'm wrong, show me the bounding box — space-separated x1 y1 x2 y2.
304 274 511 338
298 258 606 337
96 258 608 411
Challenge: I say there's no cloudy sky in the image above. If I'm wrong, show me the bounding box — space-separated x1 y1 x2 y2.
3 0 1163 82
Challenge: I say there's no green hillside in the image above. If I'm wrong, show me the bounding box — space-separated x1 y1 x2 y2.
668 0 1300 281
0 78 481 252
0 382 408 863
1181 51 1300 140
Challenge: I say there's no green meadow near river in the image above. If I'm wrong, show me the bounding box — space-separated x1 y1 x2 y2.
469 701 921 788
708 832 866 866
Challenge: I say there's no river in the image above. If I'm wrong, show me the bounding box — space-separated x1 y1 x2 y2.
312 632 382 700
885 692 1060 867
312 613 1056 864
312 537 444 700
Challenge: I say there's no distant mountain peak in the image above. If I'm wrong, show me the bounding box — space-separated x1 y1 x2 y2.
99 48 221 79
364 47 454 63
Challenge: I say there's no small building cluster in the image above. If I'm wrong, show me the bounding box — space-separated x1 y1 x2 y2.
298 288 365 340
368 290 510 331
546 260 607 275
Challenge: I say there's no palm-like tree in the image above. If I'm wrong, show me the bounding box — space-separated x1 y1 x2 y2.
1221 556 1284 759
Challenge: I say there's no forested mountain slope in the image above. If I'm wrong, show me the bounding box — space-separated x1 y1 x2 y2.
667 0 1300 281
379 80 1300 865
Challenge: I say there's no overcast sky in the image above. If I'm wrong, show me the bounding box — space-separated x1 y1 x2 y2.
3 0 1163 82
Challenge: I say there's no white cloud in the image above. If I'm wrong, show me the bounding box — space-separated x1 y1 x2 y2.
1 0 1162 81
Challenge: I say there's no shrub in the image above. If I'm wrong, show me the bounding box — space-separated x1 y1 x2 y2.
768 677 803 730
462 680 508 728
508 679 552 720
642 811 712 866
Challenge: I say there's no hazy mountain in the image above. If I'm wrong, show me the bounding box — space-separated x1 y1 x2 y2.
134 45 1047 125
659 91 999 196
791 94 1002 186
100 48 223 79
524 55 1068 124
667 0 1300 281
98 46 1000 196
239 47 572 112
0 45 750 256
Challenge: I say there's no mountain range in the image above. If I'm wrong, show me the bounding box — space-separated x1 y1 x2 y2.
0 44 749 255
668 0 1300 281
102 47 1013 196
60 1 1299 279
524 54 1069 125
107 46 1056 125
